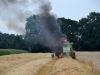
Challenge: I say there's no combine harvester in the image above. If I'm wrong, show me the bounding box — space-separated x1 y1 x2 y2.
51 36 76 59
62 41 76 59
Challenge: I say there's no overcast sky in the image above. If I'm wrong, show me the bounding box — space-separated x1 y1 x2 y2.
0 0 100 34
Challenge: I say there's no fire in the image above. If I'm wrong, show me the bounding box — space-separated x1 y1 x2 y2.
61 38 67 42
58 53 63 59
64 39 67 42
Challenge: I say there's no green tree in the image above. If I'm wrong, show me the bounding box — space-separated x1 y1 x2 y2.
57 18 79 50
1 39 10 49
25 15 55 52
12 35 25 49
79 12 100 50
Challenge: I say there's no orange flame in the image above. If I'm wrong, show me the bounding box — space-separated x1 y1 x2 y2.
58 53 63 59
64 39 67 42
61 37 67 42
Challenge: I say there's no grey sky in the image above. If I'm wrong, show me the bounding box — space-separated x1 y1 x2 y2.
50 0 100 21
0 0 100 34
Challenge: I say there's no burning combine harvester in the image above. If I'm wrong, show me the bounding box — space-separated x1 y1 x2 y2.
51 35 76 59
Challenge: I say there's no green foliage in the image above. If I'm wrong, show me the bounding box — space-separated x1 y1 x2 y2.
1 39 10 49
57 12 100 51
25 15 52 53
57 18 79 49
0 49 28 56
79 12 100 50
0 32 26 50
12 35 26 49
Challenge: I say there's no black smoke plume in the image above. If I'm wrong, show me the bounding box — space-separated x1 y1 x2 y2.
0 0 32 34
0 0 64 51
25 0 63 52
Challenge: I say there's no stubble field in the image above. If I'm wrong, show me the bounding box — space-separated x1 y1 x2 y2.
0 52 100 75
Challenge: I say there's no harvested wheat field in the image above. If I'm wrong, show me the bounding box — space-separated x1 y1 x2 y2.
0 52 100 75
76 52 100 75
76 52 100 68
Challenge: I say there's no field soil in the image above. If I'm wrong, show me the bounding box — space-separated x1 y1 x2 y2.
0 52 100 75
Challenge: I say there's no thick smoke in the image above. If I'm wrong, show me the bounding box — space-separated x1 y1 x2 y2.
0 0 32 34
25 0 63 51
38 1 63 50
0 0 64 51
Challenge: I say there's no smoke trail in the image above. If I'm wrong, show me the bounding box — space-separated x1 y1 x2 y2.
25 0 63 51
0 0 64 51
0 0 32 34
38 0 62 48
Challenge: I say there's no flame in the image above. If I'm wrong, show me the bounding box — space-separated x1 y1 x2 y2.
58 53 63 59
64 39 67 42
61 37 67 42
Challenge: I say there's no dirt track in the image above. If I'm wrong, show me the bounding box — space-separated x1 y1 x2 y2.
0 53 99 75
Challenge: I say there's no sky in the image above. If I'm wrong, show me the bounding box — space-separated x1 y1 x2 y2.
0 0 100 34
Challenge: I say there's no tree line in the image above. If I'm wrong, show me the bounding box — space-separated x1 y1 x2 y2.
0 33 26 50
0 12 100 52
0 32 51 52
58 12 100 51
